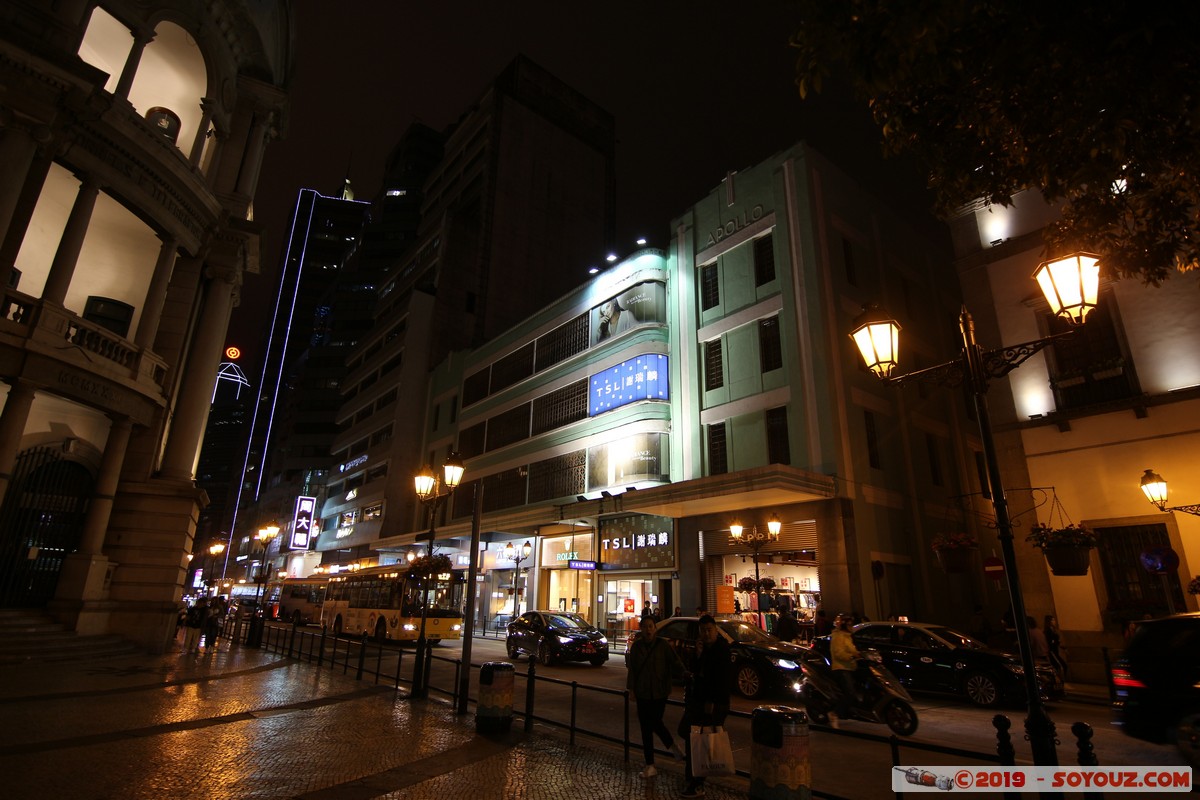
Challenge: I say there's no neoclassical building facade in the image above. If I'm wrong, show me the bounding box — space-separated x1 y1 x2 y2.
0 0 291 650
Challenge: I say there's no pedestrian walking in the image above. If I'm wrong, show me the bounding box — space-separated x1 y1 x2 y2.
182 598 208 654
1044 614 1068 680
829 613 861 728
813 608 833 637
203 596 225 652
678 614 732 798
626 617 686 778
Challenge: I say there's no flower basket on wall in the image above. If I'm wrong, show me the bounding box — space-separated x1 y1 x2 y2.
1025 498 1097 576
931 532 977 574
1041 545 1093 577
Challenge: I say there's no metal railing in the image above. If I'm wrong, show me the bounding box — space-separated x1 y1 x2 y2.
224 618 1108 800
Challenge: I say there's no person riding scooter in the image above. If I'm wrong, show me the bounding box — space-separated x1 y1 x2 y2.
800 629 919 736
829 613 860 728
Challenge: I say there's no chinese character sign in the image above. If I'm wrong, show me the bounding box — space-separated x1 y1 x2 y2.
588 354 669 416
290 496 316 550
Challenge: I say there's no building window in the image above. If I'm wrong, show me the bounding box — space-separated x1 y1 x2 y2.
700 263 719 310
766 407 790 465
926 433 943 486
1096 522 1185 619
841 236 857 286
362 503 383 521
535 312 589 371
532 379 588 435
707 422 728 475
83 296 134 337
759 316 782 372
485 403 532 451
1046 293 1136 411
704 339 724 390
753 233 776 286
864 410 881 469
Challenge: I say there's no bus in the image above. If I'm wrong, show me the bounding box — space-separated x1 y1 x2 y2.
321 563 465 642
273 576 329 625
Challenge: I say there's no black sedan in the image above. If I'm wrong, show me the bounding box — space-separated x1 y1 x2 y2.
506 610 609 666
654 616 805 699
1113 612 1200 766
852 621 1062 707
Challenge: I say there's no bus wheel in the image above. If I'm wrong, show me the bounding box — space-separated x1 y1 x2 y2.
373 617 388 642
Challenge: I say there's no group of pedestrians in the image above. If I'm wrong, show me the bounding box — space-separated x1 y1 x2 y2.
178 596 228 654
625 613 731 798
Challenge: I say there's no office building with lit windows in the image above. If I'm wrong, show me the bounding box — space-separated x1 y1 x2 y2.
0 1 291 650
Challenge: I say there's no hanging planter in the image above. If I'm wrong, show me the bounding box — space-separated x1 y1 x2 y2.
931 532 977 574
1026 496 1097 576
1041 545 1093 576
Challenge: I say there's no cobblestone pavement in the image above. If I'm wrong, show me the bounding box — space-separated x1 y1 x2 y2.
0 641 754 800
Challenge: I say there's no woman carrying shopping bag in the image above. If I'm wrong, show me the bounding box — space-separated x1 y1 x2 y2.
678 614 733 798
626 616 687 778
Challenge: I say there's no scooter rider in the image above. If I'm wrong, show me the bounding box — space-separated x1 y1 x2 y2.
829 613 861 728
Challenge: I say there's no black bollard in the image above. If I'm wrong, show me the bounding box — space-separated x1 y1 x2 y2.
477 661 514 734
356 632 367 681
993 714 1016 765
1072 721 1099 766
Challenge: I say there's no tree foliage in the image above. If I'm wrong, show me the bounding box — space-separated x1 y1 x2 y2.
790 0 1200 285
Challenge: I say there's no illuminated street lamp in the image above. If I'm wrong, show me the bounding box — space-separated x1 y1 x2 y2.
248 524 279 646
411 453 465 698
1139 470 1200 516
849 252 1099 767
503 540 533 618
729 514 782 628
207 543 225 595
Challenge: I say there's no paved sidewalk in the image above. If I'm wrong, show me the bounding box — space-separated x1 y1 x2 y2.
0 643 754 800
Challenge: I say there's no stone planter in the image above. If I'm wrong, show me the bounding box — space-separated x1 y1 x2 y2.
1042 546 1092 576
934 547 975 574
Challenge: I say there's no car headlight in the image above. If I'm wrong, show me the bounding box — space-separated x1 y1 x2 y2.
767 657 800 670
598 637 607 645
450 624 462 631
558 635 574 645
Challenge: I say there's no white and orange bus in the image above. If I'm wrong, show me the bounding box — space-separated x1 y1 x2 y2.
272 576 329 625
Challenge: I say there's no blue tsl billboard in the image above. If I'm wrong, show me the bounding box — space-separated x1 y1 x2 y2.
588 354 669 416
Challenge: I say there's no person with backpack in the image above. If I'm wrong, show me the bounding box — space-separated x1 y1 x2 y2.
182 597 208 654
626 616 687 778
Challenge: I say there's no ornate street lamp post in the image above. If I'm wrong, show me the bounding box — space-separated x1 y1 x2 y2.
503 540 533 619
411 453 465 699
249 524 279 645
729 514 781 629
849 252 1099 767
207 543 225 594
1139 470 1200 516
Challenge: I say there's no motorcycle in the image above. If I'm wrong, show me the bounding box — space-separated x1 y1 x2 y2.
799 637 919 736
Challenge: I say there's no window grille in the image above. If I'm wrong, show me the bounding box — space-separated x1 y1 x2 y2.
759 316 782 372
535 313 589 371
704 339 724 390
753 233 776 286
532 380 588 435
707 422 728 475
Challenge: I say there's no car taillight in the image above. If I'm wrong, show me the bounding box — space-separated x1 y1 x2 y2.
1111 667 1146 689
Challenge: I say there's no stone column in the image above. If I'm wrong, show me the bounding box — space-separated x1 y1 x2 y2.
133 236 178 349
234 109 273 198
42 175 100 306
0 379 36 516
188 98 214 169
158 267 238 479
52 417 132 624
114 28 154 101
0 115 39 256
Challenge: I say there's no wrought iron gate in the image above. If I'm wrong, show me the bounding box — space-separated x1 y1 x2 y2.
0 446 93 607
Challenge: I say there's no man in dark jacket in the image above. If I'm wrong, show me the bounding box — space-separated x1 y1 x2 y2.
626 616 687 778
679 614 732 798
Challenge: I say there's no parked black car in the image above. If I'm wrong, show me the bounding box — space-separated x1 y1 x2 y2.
506 610 609 666
1113 612 1200 766
851 621 1062 707
653 616 805 699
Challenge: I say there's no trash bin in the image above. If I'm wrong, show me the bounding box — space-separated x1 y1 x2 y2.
477 661 514 733
750 705 810 800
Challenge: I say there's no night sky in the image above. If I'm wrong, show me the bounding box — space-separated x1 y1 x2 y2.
233 1 937 369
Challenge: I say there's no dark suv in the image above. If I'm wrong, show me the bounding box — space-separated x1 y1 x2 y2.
653 616 805 699
1112 613 1200 766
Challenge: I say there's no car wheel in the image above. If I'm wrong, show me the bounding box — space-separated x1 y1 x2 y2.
884 699 919 736
506 638 520 660
1175 712 1200 768
537 640 555 666
373 617 388 643
735 664 763 698
964 672 1001 707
